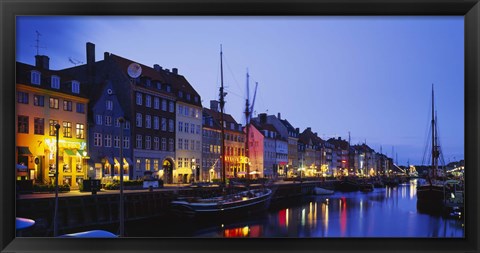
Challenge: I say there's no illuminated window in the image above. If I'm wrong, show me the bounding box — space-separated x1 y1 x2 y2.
154 160 159 171
63 121 72 138
49 120 58 136
76 123 84 139
145 159 151 171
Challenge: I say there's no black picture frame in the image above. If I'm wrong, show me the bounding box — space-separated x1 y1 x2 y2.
1 0 478 252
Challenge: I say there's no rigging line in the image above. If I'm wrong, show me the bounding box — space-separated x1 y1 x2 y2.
421 93 433 166
222 54 243 96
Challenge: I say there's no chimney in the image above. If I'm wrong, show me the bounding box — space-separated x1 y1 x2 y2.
35 55 49 70
165 69 170 73
338 137 341 141
259 113 267 124
315 132 318 136
172 68 178 74
307 127 311 131
104 52 110 61
210 100 219 112
86 42 95 81
277 113 281 119
153 64 162 72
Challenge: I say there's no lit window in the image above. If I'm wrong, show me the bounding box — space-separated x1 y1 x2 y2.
63 121 72 138
76 123 84 139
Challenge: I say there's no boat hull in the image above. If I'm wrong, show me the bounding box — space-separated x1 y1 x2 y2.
416 184 445 212
170 189 272 220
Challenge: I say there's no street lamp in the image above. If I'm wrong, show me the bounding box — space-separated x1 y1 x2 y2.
53 123 60 237
118 117 125 237
191 158 196 183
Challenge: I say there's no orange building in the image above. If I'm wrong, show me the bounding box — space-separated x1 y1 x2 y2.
16 56 89 189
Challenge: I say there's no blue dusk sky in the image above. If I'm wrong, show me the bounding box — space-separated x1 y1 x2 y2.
16 16 464 166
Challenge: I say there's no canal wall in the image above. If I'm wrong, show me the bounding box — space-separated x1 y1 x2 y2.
17 181 334 236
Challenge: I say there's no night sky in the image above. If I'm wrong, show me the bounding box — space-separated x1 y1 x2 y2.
16 16 464 166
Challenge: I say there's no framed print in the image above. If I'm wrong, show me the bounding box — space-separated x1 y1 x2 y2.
1 0 479 253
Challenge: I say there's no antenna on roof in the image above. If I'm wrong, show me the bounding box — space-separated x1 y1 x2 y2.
33 30 46 56
68 57 84 66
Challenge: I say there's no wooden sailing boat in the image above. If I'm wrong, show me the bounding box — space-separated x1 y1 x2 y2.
416 85 446 212
170 46 272 219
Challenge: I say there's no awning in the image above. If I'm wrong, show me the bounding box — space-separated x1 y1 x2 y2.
17 146 32 155
104 157 114 165
125 157 133 165
64 149 76 156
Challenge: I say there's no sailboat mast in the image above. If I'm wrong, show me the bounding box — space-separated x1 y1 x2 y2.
219 45 226 186
245 71 250 181
431 84 436 180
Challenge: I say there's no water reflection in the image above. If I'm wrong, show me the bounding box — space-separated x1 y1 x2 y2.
193 180 464 238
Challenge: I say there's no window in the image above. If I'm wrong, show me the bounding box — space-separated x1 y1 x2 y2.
145 136 151 149
136 135 142 149
178 122 183 132
123 136 130 149
115 118 121 127
63 100 72 111
145 159 151 171
31 71 41 85
195 109 199 118
94 133 102 146
96 115 103 125
169 138 174 151
194 96 199 103
34 95 44 107
154 160 159 171
196 125 201 135
136 159 141 171
136 92 142 105
145 95 151 108
184 107 189 117
153 116 159 130
104 116 112 126
49 97 59 109
136 113 142 127
161 99 167 111
104 134 112 147
161 118 167 131
145 115 151 129
178 158 183 168
34 118 44 135
146 79 151 87
186 93 191 101
63 121 72 138
17 92 29 104
169 101 174 113
72 81 80 94
17 116 29 133
166 85 171 92
114 136 120 148
178 105 183 116
190 124 195 134
106 100 113 110
154 97 160 109
76 103 85 113
161 138 166 151
154 137 159 150
184 139 189 150
178 91 183 98
168 119 174 132
190 140 195 150
125 121 130 129
51 76 60 89
184 123 189 133
178 138 183 150
156 82 161 90
49 120 58 136
196 141 200 151
76 123 84 139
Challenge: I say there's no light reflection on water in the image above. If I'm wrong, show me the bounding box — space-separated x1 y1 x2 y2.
194 180 465 238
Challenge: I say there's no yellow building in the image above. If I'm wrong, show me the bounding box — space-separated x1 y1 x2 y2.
16 56 89 190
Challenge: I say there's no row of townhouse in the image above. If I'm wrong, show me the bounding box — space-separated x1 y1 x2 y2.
16 42 396 188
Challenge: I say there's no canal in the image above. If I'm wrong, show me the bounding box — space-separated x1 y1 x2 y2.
124 179 464 238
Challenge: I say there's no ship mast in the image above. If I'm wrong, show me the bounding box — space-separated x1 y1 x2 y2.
219 45 226 186
245 71 250 181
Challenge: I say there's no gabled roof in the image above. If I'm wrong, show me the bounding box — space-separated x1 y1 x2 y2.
327 138 350 150
16 61 88 98
202 108 242 133
298 128 323 147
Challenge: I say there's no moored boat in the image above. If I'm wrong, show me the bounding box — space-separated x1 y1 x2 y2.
170 188 272 219
314 187 334 195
